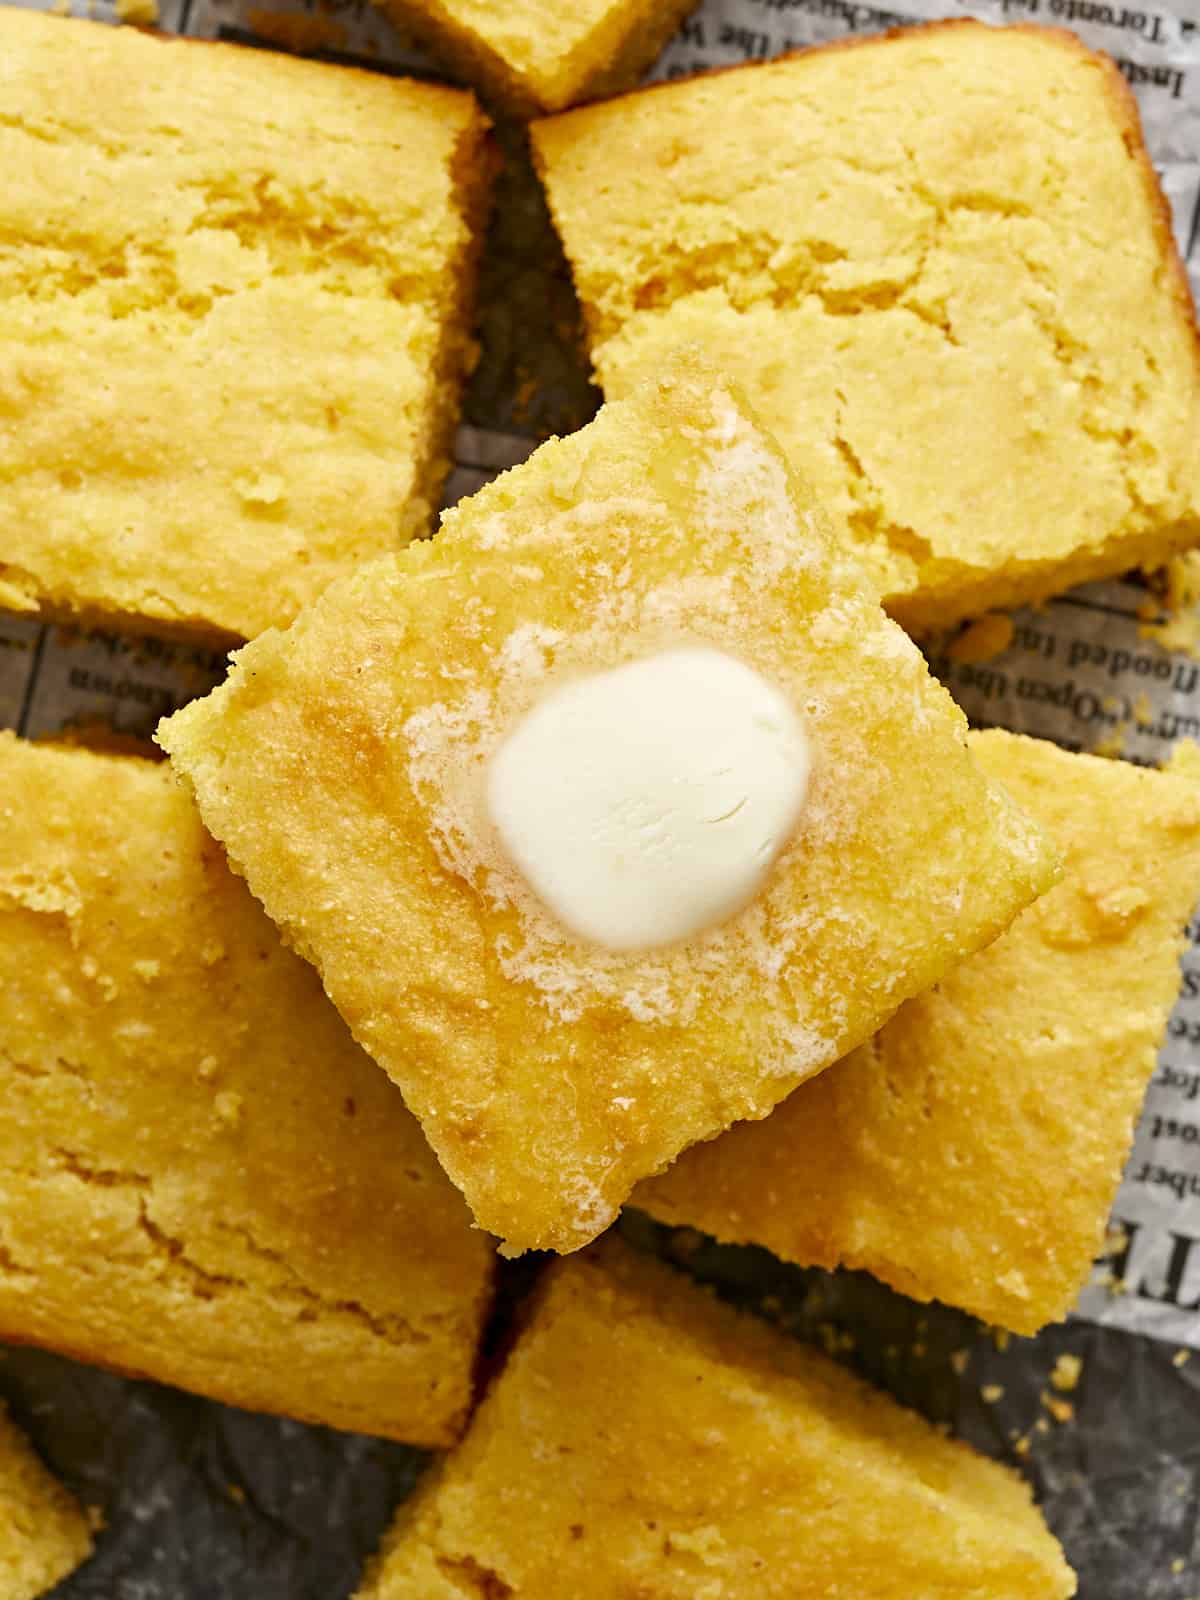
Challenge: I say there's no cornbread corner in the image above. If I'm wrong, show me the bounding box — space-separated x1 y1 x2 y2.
636 730 1200 1334
0 733 494 1445
356 1238 1076 1600
372 0 700 116
0 1408 91 1600
158 364 1057 1256
532 20 1200 631
0 8 493 642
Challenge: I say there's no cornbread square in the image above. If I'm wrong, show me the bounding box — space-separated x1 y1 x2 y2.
0 1409 91 1600
357 1239 1076 1599
373 0 700 115
637 731 1200 1334
0 10 492 643
159 367 1057 1256
0 734 493 1445
532 21 1200 632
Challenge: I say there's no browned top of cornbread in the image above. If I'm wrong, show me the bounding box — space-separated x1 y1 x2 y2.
0 1408 91 1600
159 364 1057 1257
0 732 494 1444
636 730 1200 1333
0 9 491 641
358 1238 1075 1599
532 21 1200 629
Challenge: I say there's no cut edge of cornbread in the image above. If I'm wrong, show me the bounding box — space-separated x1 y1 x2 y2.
374 0 699 115
0 1407 92 1600
355 1238 1077 1600
532 20 1200 631
0 15 497 644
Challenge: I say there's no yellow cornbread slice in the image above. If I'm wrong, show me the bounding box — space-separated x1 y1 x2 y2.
0 733 494 1445
0 9 492 643
372 0 700 115
158 367 1058 1256
636 731 1200 1334
0 1409 91 1600
531 21 1200 632
357 1239 1076 1600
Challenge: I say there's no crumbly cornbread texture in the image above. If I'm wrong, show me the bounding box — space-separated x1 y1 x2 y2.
532 22 1200 631
0 1409 91 1600
637 731 1200 1333
159 368 1057 1256
0 9 491 642
357 1240 1076 1600
373 0 699 115
0 734 493 1444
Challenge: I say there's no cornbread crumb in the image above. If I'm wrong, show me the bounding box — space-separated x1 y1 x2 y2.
0 9 492 642
0 1408 91 1599
534 21 1200 630
160 366 1057 1256
981 1385 1006 1404
1042 1394 1075 1424
245 9 348 52
1173 1348 1190 1368
114 0 158 24
371 0 701 115
213 1090 243 1127
0 733 493 1444
1051 1354 1083 1393
1141 552 1200 659
1168 742 1200 783
357 1241 1076 1600
950 1349 969 1376
635 732 1200 1332
947 614 1016 664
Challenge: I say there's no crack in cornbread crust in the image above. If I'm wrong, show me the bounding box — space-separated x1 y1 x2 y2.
0 11 493 642
159 367 1058 1257
371 0 700 116
635 730 1200 1334
0 1408 91 1600
531 21 1200 630
0 733 494 1445
356 1239 1076 1600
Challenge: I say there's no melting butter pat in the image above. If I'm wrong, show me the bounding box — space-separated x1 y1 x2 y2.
486 647 811 951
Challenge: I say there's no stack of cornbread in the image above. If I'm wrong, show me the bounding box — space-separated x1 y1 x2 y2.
0 3 1198 1595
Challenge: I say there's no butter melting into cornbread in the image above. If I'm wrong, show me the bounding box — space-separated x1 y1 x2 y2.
357 1240 1076 1599
0 9 492 642
532 21 1200 630
636 731 1200 1333
159 367 1057 1257
0 734 494 1445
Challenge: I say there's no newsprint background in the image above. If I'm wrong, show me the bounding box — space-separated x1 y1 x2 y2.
1 0 1200 1593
